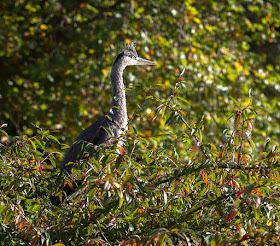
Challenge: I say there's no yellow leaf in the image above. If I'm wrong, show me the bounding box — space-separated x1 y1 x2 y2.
194 17 201 24
267 220 272 226
101 68 107 76
40 24 48 30
65 70 71 75
244 70 250 76
234 62 242 73
64 181 73 190
145 53 151 60
191 47 196 53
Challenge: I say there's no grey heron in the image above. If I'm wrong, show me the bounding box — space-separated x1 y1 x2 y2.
50 43 156 205
61 43 156 173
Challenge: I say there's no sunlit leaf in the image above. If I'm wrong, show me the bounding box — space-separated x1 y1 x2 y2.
226 211 236 222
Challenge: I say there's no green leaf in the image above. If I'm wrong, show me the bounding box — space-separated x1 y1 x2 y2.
3 209 13 224
34 137 44 148
265 139 270 151
0 206 7 215
29 139 36 150
247 139 255 151
177 96 191 105
0 129 8 137
28 204 41 212
49 156 57 168
77 141 84 157
42 130 49 139
227 112 235 121
161 105 167 117
132 126 138 134
165 111 176 125
244 184 255 195
252 105 265 111
86 4 99 13
118 191 124 208
47 134 60 144
105 114 112 121
229 96 240 107
102 126 113 136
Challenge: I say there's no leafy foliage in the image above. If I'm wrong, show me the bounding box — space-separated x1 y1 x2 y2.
1 94 280 245
1 0 280 245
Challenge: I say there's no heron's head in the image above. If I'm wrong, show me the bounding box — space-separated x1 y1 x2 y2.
114 43 156 67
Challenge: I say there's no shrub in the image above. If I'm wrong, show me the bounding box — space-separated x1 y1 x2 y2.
0 88 279 245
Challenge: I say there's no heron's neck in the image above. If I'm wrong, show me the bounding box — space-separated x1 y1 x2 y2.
110 62 128 128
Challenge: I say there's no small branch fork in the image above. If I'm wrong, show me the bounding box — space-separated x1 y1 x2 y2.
153 68 210 160
184 183 265 219
167 68 209 159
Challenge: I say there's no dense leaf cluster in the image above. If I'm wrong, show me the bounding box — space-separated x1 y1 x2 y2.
1 98 280 245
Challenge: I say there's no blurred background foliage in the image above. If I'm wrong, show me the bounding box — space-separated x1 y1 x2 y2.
1 0 279 151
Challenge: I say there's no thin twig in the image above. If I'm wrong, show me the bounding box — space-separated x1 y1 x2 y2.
167 68 185 107
148 69 211 160
184 184 265 219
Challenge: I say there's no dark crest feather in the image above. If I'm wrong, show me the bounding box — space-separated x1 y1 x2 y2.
124 42 136 52
124 42 138 57
114 42 138 65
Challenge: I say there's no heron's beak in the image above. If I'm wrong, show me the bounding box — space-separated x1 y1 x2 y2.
135 57 157 66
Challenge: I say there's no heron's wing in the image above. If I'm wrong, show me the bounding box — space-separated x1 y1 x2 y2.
61 116 114 172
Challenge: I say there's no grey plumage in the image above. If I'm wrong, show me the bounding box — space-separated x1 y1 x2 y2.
61 43 156 173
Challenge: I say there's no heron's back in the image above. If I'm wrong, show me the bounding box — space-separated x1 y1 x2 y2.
61 116 121 172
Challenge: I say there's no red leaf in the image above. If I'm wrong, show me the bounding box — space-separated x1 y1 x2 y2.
18 222 24 233
26 226 32 237
245 155 248 165
269 172 276 180
247 121 252 133
38 164 43 174
229 180 235 189
220 149 225 158
98 240 104 246
118 144 124 155
200 171 208 186
237 152 241 163
241 233 249 241
226 211 236 222
253 189 263 195
235 224 241 234
98 179 105 185
234 111 241 127
235 189 245 199
219 177 223 186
